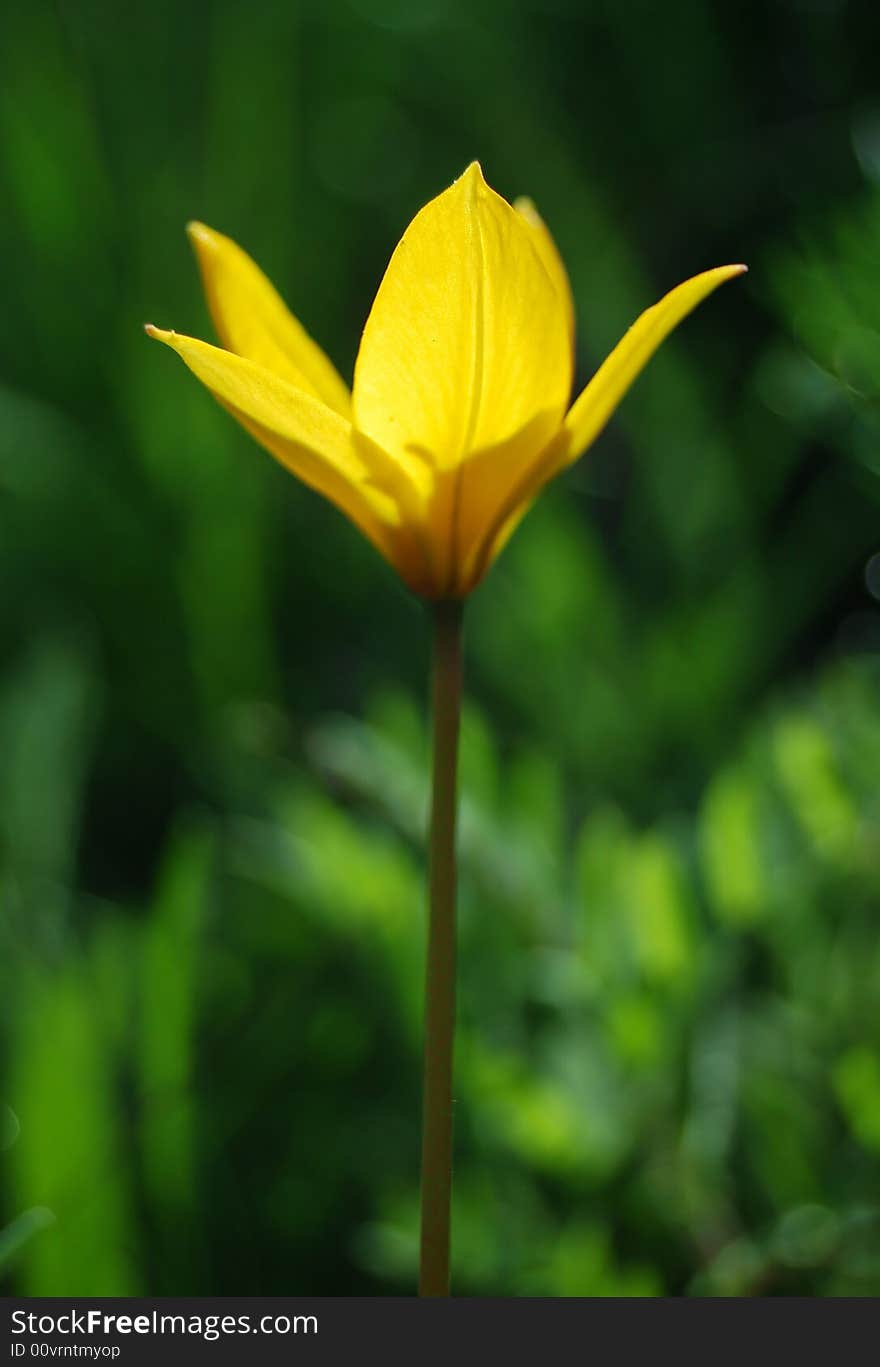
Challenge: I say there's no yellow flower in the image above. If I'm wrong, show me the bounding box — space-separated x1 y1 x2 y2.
146 163 744 599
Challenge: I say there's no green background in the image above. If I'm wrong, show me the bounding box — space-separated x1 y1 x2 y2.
2 0 880 1296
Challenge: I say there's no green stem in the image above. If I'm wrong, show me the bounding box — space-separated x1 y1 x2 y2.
419 598 464 1297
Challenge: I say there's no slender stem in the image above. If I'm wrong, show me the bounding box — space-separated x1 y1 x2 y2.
419 598 464 1297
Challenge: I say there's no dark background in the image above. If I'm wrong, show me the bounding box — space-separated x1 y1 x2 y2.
1 0 880 1295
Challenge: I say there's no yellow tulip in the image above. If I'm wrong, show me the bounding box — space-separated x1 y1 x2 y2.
146 162 744 599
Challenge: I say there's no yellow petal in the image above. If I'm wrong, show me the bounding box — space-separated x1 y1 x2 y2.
144 325 421 575
514 196 575 345
456 428 572 594
352 162 572 478
564 264 746 462
469 265 748 588
424 419 567 596
186 222 351 418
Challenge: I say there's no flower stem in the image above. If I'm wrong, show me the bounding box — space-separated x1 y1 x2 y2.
419 598 464 1297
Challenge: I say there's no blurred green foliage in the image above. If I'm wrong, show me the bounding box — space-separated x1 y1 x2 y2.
2 0 880 1296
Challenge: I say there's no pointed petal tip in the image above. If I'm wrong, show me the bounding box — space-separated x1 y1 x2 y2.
144 323 175 344
460 159 485 185
186 220 216 251
697 263 747 285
